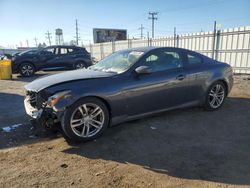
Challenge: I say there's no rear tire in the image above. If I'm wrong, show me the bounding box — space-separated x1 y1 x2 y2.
74 61 86 69
204 81 226 111
19 63 35 77
61 97 109 142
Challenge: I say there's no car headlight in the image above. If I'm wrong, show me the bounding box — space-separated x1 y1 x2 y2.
48 90 71 107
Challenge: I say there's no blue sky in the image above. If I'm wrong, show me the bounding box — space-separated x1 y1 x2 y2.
0 0 249 48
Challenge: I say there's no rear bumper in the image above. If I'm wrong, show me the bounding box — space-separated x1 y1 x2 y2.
11 62 19 74
228 75 234 93
85 59 93 67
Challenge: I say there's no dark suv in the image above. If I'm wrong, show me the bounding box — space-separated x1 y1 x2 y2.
12 45 92 76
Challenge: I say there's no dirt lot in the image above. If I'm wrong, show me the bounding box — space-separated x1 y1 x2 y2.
0 72 250 188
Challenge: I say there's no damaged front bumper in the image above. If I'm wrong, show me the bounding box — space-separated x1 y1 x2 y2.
24 96 60 129
24 89 73 128
24 97 43 119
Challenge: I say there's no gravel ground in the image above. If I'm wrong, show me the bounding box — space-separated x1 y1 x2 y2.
0 72 250 188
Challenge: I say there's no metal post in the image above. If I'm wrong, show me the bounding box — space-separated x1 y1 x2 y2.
89 41 93 59
215 30 221 60
100 43 104 59
174 27 176 47
176 35 179 48
112 40 115 53
212 21 217 59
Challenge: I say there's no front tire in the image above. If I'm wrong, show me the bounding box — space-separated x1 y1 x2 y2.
204 81 226 111
19 63 35 77
61 97 109 142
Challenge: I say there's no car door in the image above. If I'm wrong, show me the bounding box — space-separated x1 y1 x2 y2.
60 47 76 68
124 49 189 116
184 52 210 102
39 47 61 69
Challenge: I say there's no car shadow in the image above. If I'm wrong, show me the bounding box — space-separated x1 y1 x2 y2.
63 97 250 185
0 93 249 185
0 92 60 149
12 70 63 83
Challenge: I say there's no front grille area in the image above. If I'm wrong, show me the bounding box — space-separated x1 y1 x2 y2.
26 91 38 108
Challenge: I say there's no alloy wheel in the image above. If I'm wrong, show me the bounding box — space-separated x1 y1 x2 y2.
21 64 34 76
209 84 225 109
70 103 105 138
75 63 85 69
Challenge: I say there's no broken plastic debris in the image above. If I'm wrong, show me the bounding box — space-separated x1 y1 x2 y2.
29 135 37 139
1 124 23 133
12 124 22 129
2 126 12 132
95 171 105 176
150 126 157 130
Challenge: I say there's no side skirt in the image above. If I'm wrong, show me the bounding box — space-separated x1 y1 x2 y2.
110 100 202 126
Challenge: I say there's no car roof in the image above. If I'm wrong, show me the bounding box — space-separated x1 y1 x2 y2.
45 45 84 49
121 46 193 53
121 46 206 57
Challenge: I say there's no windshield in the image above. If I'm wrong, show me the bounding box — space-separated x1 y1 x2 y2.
89 50 144 73
19 50 38 55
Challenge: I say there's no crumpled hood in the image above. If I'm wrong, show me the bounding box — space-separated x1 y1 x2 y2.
25 69 115 92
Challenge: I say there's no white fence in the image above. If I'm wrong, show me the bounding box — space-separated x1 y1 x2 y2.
85 26 250 74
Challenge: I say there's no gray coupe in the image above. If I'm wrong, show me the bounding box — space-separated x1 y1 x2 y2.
24 47 234 142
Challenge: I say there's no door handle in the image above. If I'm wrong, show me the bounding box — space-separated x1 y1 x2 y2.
176 74 185 81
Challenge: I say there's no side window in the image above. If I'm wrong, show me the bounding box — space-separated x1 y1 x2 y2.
43 48 54 54
68 48 74 54
143 50 183 72
54 48 60 55
60 48 68 55
187 54 203 65
146 54 158 62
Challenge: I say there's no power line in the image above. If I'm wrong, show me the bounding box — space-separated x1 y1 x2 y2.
159 0 227 14
148 12 158 38
138 24 145 39
45 31 52 46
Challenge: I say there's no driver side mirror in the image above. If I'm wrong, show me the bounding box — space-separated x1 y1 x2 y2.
135 66 152 74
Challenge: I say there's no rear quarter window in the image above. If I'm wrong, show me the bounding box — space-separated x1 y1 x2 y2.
74 48 89 54
187 54 203 65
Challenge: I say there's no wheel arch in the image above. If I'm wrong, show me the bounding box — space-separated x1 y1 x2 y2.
69 95 112 123
74 60 87 69
19 61 37 71
209 79 229 96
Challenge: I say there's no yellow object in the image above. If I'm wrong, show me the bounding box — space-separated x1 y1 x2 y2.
0 60 12 80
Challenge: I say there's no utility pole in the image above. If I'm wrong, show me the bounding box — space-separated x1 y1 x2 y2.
148 12 158 38
75 19 80 45
138 24 145 39
26 40 29 47
45 31 52 46
34 37 38 47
